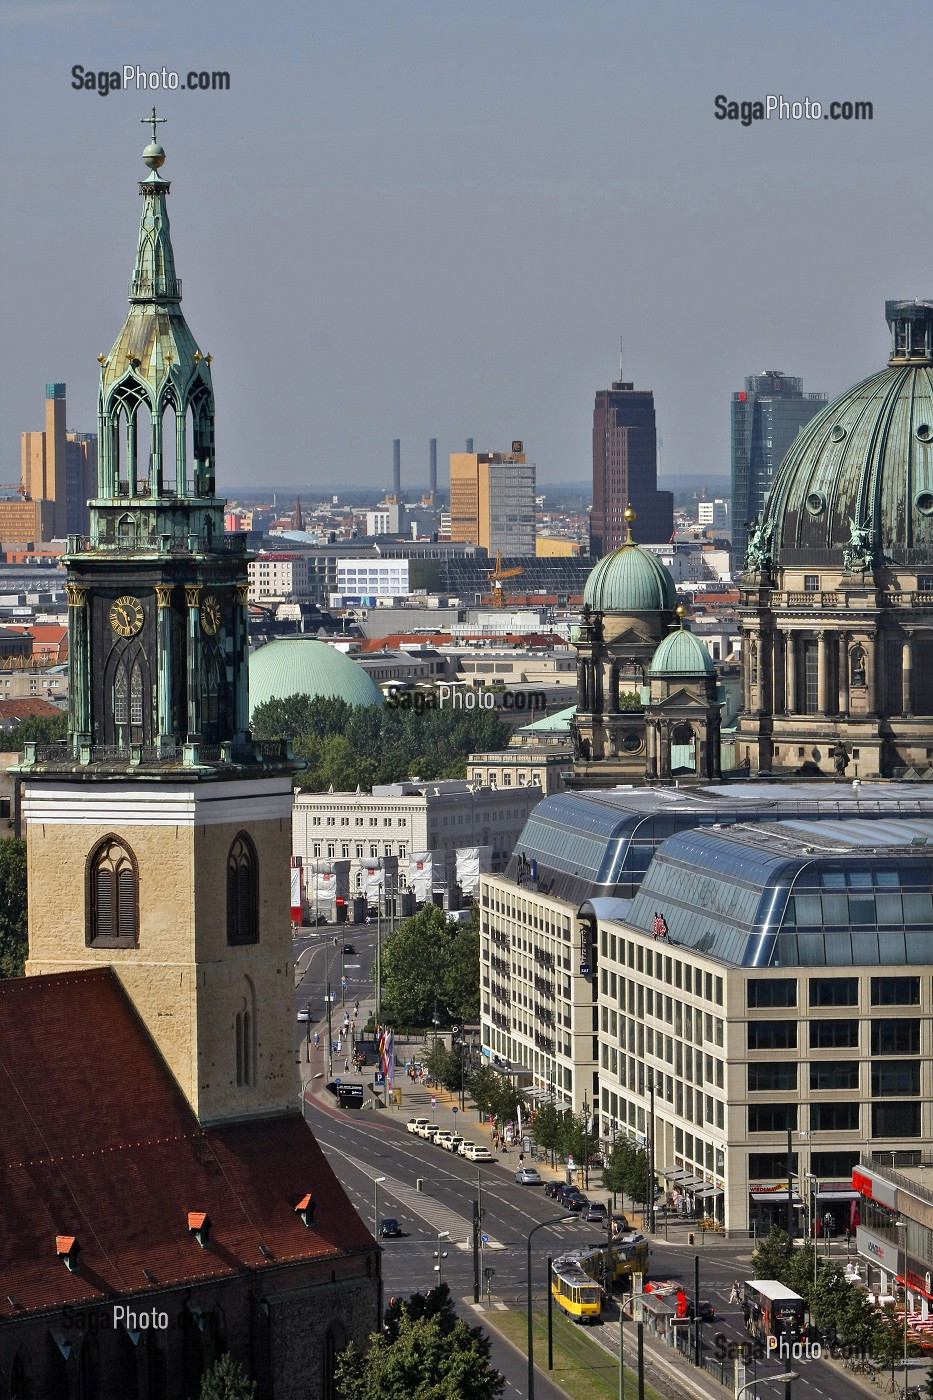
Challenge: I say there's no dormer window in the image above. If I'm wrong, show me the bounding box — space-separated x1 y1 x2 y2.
187 1212 211 1248
55 1236 80 1272
294 1194 316 1228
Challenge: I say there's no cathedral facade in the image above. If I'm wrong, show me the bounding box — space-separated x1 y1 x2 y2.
737 300 933 781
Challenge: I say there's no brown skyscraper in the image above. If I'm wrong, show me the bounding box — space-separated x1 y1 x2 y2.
590 363 673 556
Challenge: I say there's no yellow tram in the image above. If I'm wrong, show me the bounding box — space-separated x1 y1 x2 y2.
550 1256 603 1324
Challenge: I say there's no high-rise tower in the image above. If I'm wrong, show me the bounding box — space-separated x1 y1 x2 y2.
591 356 673 556
19 113 298 1127
731 370 827 565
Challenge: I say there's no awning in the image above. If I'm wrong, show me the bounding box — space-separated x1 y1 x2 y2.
660 1164 683 1178
682 1176 707 1190
695 1184 722 1199
817 1190 859 1202
750 1191 805 1204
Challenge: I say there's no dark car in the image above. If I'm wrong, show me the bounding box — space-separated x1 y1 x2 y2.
563 1193 589 1212
544 1181 562 1199
379 1217 402 1238
685 1299 716 1322
342 943 356 955
555 1183 584 1205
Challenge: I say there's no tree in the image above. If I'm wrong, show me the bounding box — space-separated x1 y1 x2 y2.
0 710 68 750
0 838 28 978
198 1354 256 1400
601 1139 632 1207
752 1226 796 1285
465 1065 501 1121
381 906 479 1025
425 1038 452 1086
531 1103 563 1168
336 1285 504 1400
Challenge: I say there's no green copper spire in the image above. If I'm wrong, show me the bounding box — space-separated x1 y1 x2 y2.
97 109 215 500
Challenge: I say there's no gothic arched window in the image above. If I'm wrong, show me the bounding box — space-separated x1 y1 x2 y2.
235 979 257 1088
226 833 258 945
87 836 138 948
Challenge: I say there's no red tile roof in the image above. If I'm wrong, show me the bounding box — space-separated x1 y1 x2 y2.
0 969 374 1317
0 697 64 721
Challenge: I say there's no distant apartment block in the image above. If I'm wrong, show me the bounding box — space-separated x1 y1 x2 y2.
450 445 536 556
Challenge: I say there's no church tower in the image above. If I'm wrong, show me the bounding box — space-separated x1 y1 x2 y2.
19 113 298 1126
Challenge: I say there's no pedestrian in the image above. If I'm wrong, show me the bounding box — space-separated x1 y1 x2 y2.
344 1057 349 1072
518 1151 525 1165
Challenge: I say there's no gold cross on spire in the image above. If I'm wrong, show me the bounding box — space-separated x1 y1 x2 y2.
142 106 167 142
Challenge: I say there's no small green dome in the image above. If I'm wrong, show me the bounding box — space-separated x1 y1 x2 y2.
249 639 383 716
583 540 677 613
649 625 716 677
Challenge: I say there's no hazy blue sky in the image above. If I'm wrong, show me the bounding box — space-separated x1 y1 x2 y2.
1 0 929 493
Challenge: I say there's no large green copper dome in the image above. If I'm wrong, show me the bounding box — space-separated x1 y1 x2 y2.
649 624 716 677
249 639 383 718
760 301 933 566
584 515 677 613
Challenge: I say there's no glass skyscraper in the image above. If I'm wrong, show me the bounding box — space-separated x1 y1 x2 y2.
731 371 827 565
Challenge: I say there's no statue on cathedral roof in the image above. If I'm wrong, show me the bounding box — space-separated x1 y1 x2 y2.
743 515 773 574
842 514 875 573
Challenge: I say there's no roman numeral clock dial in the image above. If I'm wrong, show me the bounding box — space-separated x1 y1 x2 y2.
109 595 144 638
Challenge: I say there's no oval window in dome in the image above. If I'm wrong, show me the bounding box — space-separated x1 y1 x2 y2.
916 492 933 516
621 732 642 753
805 492 826 516
916 424 933 443
830 424 846 443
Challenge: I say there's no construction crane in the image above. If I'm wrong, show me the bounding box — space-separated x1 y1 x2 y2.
483 550 523 606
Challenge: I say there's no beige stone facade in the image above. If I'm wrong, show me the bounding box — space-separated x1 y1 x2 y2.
23 776 297 1126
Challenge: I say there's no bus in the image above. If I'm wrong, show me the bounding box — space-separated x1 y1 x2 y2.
551 1256 603 1324
743 1280 805 1345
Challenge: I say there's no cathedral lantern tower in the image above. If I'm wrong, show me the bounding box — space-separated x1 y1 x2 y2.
18 114 298 1127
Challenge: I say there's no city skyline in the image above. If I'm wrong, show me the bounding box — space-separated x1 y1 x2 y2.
0 0 929 491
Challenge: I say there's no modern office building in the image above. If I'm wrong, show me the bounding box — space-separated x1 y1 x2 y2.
65 429 97 536
730 370 826 565
738 302 933 779
480 786 933 1235
449 445 536 556
852 1158 933 1325
590 369 673 556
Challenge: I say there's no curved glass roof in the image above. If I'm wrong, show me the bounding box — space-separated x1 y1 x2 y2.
626 821 933 968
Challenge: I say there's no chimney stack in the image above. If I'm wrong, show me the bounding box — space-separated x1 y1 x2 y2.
392 439 401 498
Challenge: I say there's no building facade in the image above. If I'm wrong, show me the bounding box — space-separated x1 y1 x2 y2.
730 370 826 565
449 447 536 556
590 371 673 556
738 302 933 780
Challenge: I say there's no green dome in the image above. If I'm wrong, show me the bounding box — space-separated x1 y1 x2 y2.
249 639 383 716
649 625 716 677
583 540 677 613
761 301 933 565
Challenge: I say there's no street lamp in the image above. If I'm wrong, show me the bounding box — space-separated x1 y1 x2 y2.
434 1229 450 1285
736 1376 798 1399
896 1218 909 1397
527 1216 573 1400
299 1074 313 1124
373 1176 386 1233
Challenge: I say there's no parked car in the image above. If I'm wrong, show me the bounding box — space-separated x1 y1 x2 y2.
555 1183 583 1206
562 1192 589 1212
544 1181 562 1199
584 1202 608 1224
443 1136 465 1153
419 1122 441 1140
457 1140 477 1157
462 1143 496 1162
515 1167 544 1185
432 1130 454 1149
406 1117 430 1135
379 1217 402 1238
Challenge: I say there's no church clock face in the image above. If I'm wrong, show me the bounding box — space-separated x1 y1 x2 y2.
200 594 221 635
109 594 144 638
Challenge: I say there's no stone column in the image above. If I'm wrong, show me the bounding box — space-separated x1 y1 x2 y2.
865 635 877 715
903 637 913 716
185 584 202 740
155 584 174 743
817 631 829 716
772 630 785 714
786 632 797 715
576 658 587 711
66 583 90 744
837 634 848 715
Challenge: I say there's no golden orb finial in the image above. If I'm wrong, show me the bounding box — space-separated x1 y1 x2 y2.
623 504 636 543
675 603 687 627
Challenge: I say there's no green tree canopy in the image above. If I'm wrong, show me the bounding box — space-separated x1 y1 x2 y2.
251 693 510 789
0 710 67 751
0 837 28 978
336 1284 504 1400
198 1354 256 1400
381 905 479 1025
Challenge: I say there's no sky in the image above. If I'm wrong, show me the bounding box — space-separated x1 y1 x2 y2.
1 0 931 494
